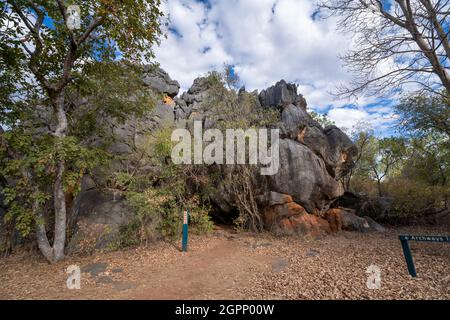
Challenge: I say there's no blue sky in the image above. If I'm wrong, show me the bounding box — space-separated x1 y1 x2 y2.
152 0 403 136
13 0 401 136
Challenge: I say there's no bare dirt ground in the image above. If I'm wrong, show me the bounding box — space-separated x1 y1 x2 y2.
0 225 449 300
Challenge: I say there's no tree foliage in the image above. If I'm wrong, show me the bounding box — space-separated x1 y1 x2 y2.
395 93 450 138
0 0 164 262
348 94 449 223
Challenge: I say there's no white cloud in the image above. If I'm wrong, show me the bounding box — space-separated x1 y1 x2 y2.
153 0 401 135
327 106 398 136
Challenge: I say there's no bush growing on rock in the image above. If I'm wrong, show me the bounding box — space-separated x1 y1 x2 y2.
182 70 360 236
193 72 279 232
106 125 214 248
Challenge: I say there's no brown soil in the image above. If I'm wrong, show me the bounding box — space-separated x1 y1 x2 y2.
0 225 449 300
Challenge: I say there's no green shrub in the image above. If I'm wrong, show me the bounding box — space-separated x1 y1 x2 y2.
185 197 214 235
113 188 213 248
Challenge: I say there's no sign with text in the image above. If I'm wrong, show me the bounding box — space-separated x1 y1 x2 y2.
399 235 450 242
399 234 449 277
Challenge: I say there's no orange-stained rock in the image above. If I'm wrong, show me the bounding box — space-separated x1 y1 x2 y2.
276 193 293 204
296 127 307 143
261 191 294 206
285 202 306 216
279 218 293 230
324 208 343 233
163 95 175 106
264 200 307 227
288 213 331 237
264 200 331 237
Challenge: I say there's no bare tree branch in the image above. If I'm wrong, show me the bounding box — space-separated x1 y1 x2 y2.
318 0 450 98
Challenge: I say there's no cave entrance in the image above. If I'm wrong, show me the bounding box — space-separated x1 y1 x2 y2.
209 206 239 227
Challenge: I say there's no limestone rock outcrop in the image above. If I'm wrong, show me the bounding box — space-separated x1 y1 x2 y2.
259 80 307 109
71 67 379 239
142 65 180 97
263 191 331 237
267 139 343 214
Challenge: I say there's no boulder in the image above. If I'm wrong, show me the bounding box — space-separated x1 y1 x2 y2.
180 76 213 107
323 126 358 178
96 66 179 155
280 104 310 139
142 65 180 97
147 101 175 127
268 191 294 206
174 96 190 124
280 105 358 179
264 200 306 229
363 216 386 232
267 138 343 213
334 192 392 219
101 100 176 156
283 214 331 237
104 119 136 154
68 189 133 253
259 80 307 109
324 208 385 233
263 196 331 237
340 210 371 232
176 75 225 130
324 208 343 233
256 191 294 206
74 189 132 227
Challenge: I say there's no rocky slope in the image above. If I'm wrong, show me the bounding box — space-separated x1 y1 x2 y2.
70 66 383 251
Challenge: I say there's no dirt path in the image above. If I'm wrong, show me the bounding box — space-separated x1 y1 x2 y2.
0 227 276 300
127 233 272 299
0 225 449 299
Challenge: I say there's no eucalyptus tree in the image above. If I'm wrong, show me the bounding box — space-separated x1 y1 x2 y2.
0 0 164 262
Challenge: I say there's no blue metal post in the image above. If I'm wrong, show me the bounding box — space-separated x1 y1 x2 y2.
182 208 189 252
399 237 417 277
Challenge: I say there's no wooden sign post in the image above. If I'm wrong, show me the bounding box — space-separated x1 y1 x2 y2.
399 235 450 277
182 208 189 252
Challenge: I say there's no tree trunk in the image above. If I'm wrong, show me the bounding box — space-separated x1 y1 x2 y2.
35 200 54 262
401 2 450 93
52 157 67 261
35 91 68 263
377 179 383 197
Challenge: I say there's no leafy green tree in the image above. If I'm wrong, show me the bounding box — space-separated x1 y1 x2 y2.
341 121 374 191
395 93 450 138
309 111 335 127
395 92 449 188
402 135 450 187
222 64 240 91
0 0 164 262
358 136 407 196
